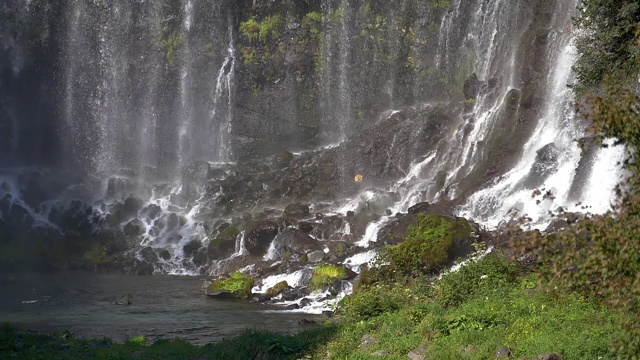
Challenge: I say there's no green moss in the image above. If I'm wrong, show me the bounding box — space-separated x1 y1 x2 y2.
220 226 240 239
309 264 349 291
156 25 181 67
385 214 471 276
207 272 254 299
266 281 289 298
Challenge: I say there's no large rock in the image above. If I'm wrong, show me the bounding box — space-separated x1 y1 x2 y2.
245 220 280 256
123 218 146 237
267 227 323 260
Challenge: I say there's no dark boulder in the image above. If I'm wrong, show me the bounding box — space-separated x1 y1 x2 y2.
138 247 158 263
123 218 146 237
245 220 279 256
183 240 202 256
267 227 323 260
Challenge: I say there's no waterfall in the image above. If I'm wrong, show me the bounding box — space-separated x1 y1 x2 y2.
0 0 627 283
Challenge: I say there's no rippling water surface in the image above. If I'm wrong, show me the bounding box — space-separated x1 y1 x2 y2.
0 272 320 344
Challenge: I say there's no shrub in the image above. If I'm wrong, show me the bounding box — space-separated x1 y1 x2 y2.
385 214 471 276
433 253 519 308
337 286 404 320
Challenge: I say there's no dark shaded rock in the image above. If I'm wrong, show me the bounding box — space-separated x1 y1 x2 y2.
298 221 314 233
159 250 171 260
183 240 202 256
463 73 481 99
123 197 143 216
142 204 162 220
192 250 208 266
245 220 279 256
114 294 132 305
268 227 323 260
123 218 146 237
408 202 431 214
519 143 558 189
138 247 158 263
285 303 300 310
284 203 310 217
311 215 344 240
280 287 310 301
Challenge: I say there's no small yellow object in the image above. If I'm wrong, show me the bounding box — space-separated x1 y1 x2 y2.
354 174 363 183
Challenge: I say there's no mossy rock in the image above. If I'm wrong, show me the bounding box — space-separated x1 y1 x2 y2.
266 280 289 298
385 214 474 275
206 272 254 299
309 264 356 291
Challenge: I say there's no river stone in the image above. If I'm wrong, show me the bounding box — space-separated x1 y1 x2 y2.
306 249 324 263
114 294 132 305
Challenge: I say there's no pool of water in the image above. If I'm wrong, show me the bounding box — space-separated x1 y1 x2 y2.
0 272 320 344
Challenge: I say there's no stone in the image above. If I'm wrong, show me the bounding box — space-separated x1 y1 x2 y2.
268 227 323 260
245 220 279 256
408 344 426 360
360 335 377 352
306 249 325 263
114 294 132 305
495 345 512 358
183 240 202 256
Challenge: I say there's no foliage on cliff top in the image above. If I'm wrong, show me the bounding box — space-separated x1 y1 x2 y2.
572 0 640 97
562 2 640 356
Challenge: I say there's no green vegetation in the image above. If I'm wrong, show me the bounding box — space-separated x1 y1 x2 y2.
156 25 181 67
386 214 471 275
308 264 349 291
572 0 640 97
207 272 254 299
